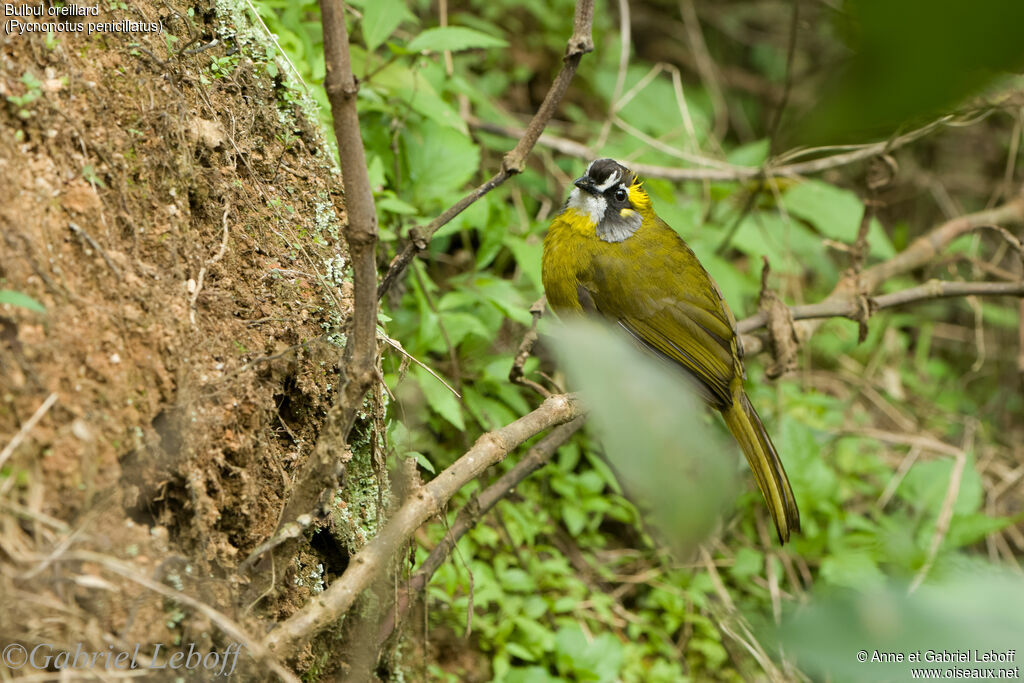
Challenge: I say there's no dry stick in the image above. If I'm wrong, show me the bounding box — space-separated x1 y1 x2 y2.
188 204 230 325
263 394 583 657
376 0 595 300
736 197 1024 354
267 0 381 564
373 416 586 650
0 392 58 472
909 445 968 593
55 551 300 683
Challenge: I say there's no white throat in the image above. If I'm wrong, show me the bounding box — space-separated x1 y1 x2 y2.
567 187 606 224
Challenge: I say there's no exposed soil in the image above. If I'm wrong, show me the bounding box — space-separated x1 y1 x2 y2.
0 0 369 677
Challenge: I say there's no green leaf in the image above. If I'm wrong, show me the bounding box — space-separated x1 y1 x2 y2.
0 289 46 313
562 502 587 536
504 641 537 662
407 26 508 53
468 276 532 325
782 180 895 259
412 365 464 430
819 550 886 589
732 211 835 279
355 50 466 133
730 547 765 581
945 513 1012 549
503 235 544 291
362 0 410 52
403 122 479 205
408 451 435 474
500 567 536 593
896 454 981 517
376 195 419 216
504 666 559 683
554 624 625 682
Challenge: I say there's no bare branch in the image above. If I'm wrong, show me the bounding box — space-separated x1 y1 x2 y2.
263 394 584 657
859 197 1024 293
377 0 596 299
737 195 1024 355
374 416 586 651
468 115 954 182
739 280 1024 337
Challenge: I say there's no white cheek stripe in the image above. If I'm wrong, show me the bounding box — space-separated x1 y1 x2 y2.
594 170 620 193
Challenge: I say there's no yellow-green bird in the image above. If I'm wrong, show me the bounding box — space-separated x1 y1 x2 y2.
542 158 800 543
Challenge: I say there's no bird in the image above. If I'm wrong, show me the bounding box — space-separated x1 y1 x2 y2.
541 158 800 543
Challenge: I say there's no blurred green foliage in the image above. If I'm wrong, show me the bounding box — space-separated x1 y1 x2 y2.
777 565 1024 681
253 0 1024 680
800 0 1024 143
552 319 737 555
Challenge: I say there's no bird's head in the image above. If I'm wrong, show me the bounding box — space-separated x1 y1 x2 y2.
566 158 651 242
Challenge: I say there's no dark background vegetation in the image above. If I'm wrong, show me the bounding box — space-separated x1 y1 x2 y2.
2 0 1024 680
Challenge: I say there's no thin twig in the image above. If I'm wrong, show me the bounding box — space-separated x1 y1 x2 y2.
679 0 728 140
509 297 552 398
380 333 461 398
68 222 122 279
376 0 595 299
909 444 969 592
263 394 583 657
594 0 630 151
765 0 799 153
239 514 313 572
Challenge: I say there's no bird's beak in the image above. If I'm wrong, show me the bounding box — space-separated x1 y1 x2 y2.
574 176 599 196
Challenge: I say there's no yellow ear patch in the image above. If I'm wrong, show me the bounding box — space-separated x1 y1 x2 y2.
626 180 651 212
619 208 636 218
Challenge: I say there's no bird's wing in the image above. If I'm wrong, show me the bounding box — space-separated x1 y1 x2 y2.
617 306 736 408
579 221 740 408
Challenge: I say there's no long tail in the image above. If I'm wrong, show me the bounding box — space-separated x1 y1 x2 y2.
721 391 800 543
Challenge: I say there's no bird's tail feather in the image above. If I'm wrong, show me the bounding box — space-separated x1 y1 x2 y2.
721 393 800 543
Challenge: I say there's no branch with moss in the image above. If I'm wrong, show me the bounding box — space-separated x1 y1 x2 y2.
376 0 596 299
267 0 381 569
262 394 583 657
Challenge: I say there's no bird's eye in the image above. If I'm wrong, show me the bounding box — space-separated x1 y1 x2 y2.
614 188 627 202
